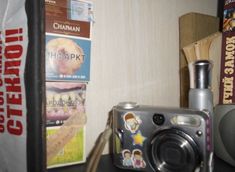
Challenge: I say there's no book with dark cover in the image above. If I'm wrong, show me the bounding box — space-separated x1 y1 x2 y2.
219 30 235 104
219 1 235 104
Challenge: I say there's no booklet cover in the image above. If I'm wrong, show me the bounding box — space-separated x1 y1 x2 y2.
45 0 93 39
46 82 86 168
45 34 91 81
223 1 235 32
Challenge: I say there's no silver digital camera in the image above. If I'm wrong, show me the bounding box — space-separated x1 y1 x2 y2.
112 102 213 172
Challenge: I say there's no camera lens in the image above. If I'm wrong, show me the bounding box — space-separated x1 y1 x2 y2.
153 114 165 125
149 129 200 172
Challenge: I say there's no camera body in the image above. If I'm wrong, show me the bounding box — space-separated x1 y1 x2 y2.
214 105 235 167
112 102 213 172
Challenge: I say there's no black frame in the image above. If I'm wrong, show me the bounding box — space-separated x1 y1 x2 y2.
218 0 225 31
25 0 46 171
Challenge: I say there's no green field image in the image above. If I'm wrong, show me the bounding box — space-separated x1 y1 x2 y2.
47 128 84 166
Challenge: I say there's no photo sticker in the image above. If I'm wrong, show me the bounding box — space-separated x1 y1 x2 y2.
132 149 146 169
122 149 133 167
123 112 142 133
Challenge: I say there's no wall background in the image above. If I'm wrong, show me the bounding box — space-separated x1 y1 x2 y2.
86 0 218 155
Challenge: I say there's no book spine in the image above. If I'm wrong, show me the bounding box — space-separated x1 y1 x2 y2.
219 32 235 104
219 2 235 104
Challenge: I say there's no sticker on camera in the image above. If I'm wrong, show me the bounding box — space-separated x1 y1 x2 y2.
131 131 146 146
132 149 146 168
122 149 146 169
123 112 142 133
122 149 133 167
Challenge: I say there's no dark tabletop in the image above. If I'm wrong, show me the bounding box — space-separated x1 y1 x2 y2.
48 154 235 172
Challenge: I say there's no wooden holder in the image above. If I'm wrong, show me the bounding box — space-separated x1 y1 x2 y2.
183 32 221 63
182 32 222 106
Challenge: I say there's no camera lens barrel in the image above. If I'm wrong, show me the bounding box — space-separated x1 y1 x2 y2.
149 129 200 172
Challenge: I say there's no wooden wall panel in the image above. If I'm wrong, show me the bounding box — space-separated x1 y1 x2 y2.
86 0 218 155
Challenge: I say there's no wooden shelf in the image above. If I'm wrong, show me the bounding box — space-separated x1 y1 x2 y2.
48 154 235 172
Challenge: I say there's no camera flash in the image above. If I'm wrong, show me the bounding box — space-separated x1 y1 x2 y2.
171 115 201 127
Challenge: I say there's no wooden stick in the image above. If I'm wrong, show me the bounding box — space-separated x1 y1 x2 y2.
194 42 201 60
183 44 197 63
197 32 220 59
183 32 221 63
